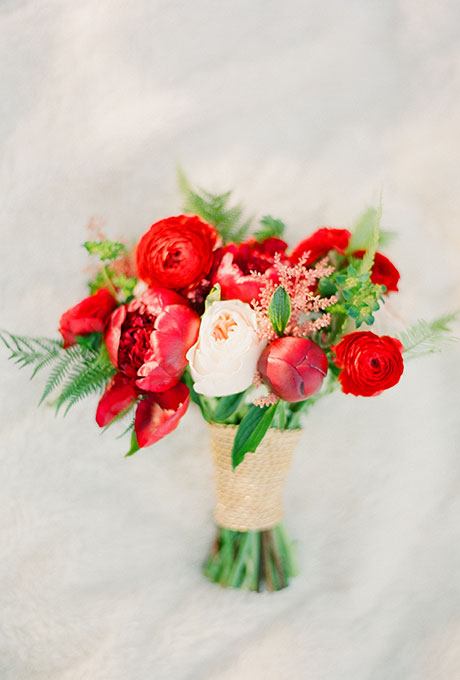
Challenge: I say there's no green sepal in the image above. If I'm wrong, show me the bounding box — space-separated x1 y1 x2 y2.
268 286 291 336
232 402 278 469
125 429 140 457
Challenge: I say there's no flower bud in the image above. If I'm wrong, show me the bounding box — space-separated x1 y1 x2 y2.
258 337 328 402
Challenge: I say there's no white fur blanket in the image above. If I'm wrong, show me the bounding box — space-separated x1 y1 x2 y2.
1 1 459 678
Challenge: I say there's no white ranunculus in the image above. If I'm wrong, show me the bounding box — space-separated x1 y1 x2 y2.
186 300 266 397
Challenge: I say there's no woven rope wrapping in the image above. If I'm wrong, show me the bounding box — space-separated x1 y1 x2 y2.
209 424 302 532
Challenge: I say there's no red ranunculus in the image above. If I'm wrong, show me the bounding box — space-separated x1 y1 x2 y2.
59 288 117 348
213 237 288 303
258 336 328 402
105 288 200 392
136 215 217 292
332 331 404 396
353 251 400 292
96 287 198 448
290 228 351 266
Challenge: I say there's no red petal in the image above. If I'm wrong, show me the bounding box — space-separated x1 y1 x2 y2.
105 305 127 367
136 305 199 392
134 383 190 448
96 376 137 427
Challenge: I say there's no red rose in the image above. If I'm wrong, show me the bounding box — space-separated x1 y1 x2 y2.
105 288 200 392
332 331 404 396
258 336 328 402
290 228 351 266
353 251 400 292
213 237 288 303
136 215 217 292
59 288 117 348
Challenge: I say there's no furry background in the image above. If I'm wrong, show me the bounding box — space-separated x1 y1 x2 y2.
1 1 460 678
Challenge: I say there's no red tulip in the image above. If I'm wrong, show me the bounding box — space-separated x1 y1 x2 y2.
258 337 328 402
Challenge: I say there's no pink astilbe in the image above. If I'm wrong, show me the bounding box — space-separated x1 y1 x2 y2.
253 392 280 408
251 253 337 342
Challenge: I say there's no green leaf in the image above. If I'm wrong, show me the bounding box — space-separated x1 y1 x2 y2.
213 391 247 423
268 286 291 336
232 402 278 469
347 207 379 253
177 166 251 244
125 429 140 457
205 284 221 310
358 198 382 275
181 369 215 423
396 311 459 359
254 216 285 242
84 239 127 262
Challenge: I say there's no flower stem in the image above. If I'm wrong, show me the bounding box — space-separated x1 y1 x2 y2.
203 523 297 592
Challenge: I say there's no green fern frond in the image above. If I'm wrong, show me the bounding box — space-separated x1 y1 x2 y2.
102 402 136 435
177 166 251 243
1 332 62 373
56 344 115 415
39 344 92 404
397 312 459 359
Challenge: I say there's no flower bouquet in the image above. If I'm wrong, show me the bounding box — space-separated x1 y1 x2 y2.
2 175 456 592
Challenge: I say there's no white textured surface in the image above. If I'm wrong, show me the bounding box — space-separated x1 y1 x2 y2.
1 2 460 679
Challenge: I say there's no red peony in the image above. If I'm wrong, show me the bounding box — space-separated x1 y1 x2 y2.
213 237 288 303
332 331 404 396
105 288 200 392
96 287 199 448
290 228 351 266
136 215 217 293
258 336 328 402
353 251 400 292
59 288 117 348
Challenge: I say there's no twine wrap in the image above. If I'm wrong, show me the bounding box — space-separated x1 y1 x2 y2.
209 424 302 532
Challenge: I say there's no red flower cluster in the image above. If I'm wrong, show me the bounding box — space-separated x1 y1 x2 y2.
56 210 405 452
332 331 404 396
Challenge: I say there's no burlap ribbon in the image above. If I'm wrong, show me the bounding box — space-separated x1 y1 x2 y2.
209 424 302 532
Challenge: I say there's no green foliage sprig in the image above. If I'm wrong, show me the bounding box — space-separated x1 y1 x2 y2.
178 167 251 243
1 331 115 414
397 312 459 359
325 264 385 327
254 216 285 242
84 239 127 261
